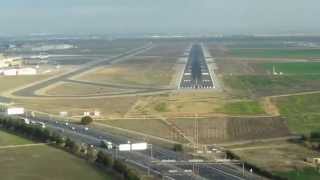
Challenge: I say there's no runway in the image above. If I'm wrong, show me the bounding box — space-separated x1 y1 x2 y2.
179 44 217 89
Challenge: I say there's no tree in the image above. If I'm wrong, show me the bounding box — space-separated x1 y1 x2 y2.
126 169 140 180
113 159 127 174
173 144 183 152
81 116 93 125
96 151 113 167
86 146 98 162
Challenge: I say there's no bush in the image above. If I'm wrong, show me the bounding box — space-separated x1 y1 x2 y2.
81 116 93 125
310 131 320 140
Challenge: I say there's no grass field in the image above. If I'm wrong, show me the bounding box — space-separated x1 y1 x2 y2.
77 56 177 87
275 168 320 180
216 100 265 115
42 82 131 96
276 93 320 135
15 96 138 118
0 146 112 180
0 75 50 94
0 130 32 146
230 141 320 178
0 130 111 180
223 75 320 97
127 92 226 116
262 62 320 74
228 48 320 59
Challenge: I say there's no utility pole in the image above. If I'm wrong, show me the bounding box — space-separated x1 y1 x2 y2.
242 162 245 177
194 113 199 153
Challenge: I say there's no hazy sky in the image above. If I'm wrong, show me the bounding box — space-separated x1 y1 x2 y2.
0 0 319 35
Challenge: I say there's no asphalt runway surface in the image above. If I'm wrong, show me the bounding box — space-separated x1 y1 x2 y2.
180 44 215 89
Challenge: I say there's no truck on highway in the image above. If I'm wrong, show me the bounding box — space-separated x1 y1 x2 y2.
100 140 113 150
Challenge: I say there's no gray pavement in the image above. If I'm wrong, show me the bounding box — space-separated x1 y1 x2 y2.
179 44 216 90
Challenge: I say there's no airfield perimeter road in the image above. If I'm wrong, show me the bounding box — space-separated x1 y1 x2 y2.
9 43 163 98
10 113 263 180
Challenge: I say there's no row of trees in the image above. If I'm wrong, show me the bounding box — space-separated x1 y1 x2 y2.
0 116 140 180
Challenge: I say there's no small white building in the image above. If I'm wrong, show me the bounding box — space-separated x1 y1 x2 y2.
3 69 17 76
17 68 37 75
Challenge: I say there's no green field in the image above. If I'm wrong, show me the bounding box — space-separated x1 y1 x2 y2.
0 130 32 146
276 93 320 135
0 130 112 180
262 62 320 74
223 75 320 97
228 48 320 58
216 101 265 115
275 168 320 180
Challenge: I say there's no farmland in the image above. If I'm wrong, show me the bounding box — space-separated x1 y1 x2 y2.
223 75 320 97
171 116 289 144
276 93 320 135
0 130 112 180
227 48 320 59
262 62 320 75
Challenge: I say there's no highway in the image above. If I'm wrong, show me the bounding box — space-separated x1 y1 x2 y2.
14 113 263 180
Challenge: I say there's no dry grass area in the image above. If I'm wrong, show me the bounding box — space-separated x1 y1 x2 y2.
98 118 186 142
40 82 131 96
14 96 138 118
126 91 227 117
215 58 261 75
229 141 320 172
140 42 188 57
76 56 178 87
0 75 51 94
171 116 290 144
